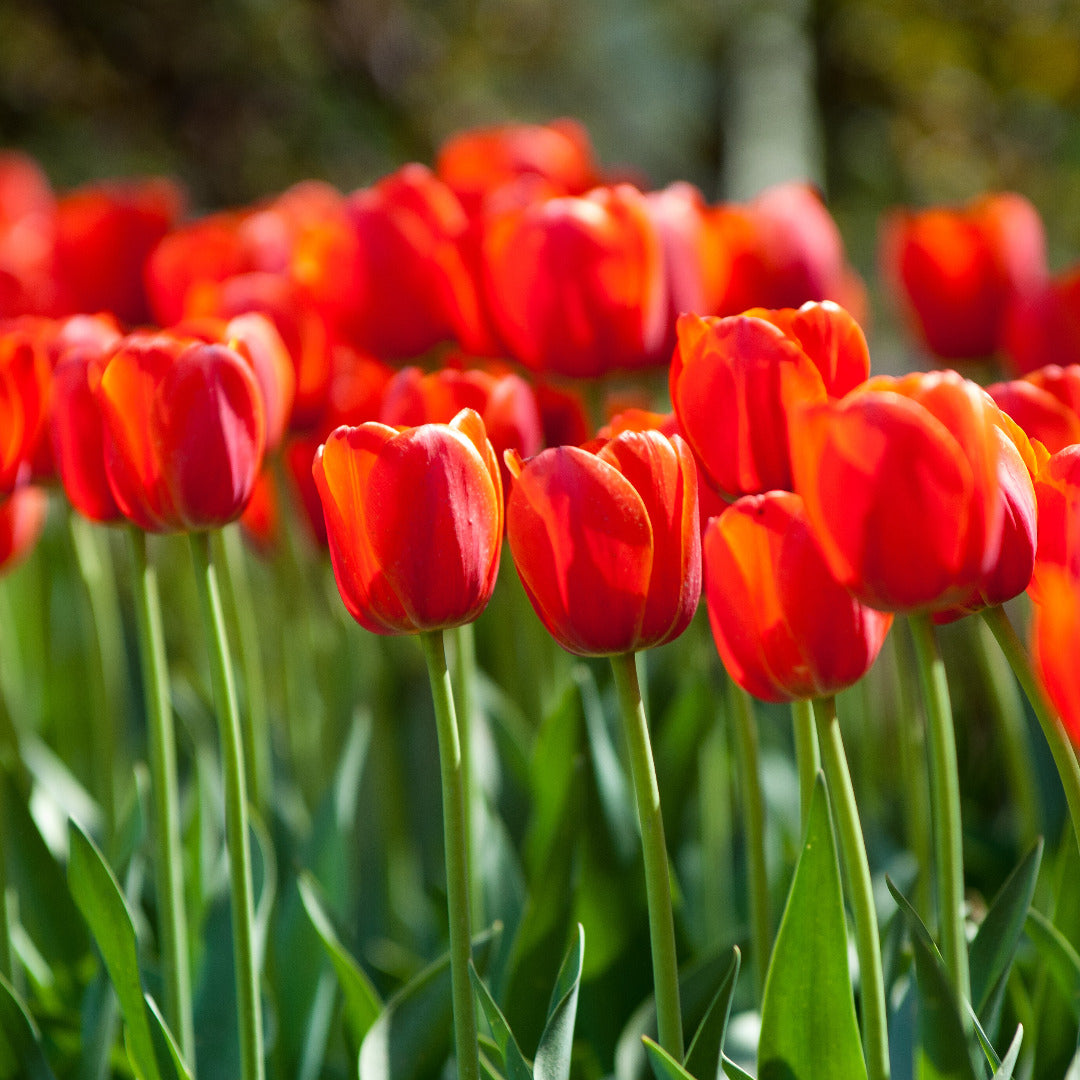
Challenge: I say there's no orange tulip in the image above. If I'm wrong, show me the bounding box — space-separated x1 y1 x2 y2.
791 370 1010 613
704 491 892 702
505 429 700 655
1032 566 1080 746
313 409 503 634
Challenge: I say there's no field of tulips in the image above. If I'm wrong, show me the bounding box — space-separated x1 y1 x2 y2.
2 118 1080 1080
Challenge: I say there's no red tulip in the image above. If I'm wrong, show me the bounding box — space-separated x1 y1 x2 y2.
313 409 503 634
0 321 51 492
1032 566 1080 746
880 192 1047 361
988 365 1080 454
1002 264 1080 375
54 177 184 324
790 370 1008 613
670 308 868 499
436 119 600 215
0 152 56 318
704 491 892 702
505 429 700 656
1029 445 1080 603
97 333 266 531
0 487 48 574
483 183 666 376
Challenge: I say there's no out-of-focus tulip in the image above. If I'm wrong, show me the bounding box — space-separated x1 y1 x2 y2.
313 409 503 634
1029 445 1080 602
0 321 51 492
715 182 864 318
988 365 1080 454
1002 265 1080 376
790 370 1008 613
331 165 483 361
505 429 700 655
98 334 266 531
670 305 869 499
483 183 666 376
0 152 56 318
533 381 592 448
0 487 48 574
54 177 184 325
1032 566 1080 746
436 119 600 216
880 192 1047 361
704 491 892 702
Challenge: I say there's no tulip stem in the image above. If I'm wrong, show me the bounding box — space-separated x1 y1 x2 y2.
908 613 970 1004
982 605 1080 853
218 526 271 813
420 630 480 1080
791 698 819 833
452 621 482 930
611 651 684 1060
189 532 264 1080
813 696 890 1080
129 529 195 1070
730 681 771 1004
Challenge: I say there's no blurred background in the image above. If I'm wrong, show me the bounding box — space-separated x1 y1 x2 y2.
3 0 1080 287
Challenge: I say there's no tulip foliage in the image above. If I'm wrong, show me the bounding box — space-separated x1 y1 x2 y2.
0 120 1079 1080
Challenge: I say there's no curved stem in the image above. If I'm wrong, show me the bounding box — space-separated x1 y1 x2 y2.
982 604 1080 853
129 529 195 1069
730 682 771 1004
813 696 890 1080
908 614 970 1004
190 532 264 1080
419 630 480 1080
610 651 683 1059
791 698 819 834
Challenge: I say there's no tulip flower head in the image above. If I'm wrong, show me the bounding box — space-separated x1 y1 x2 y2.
313 409 503 635
988 364 1080 454
505 429 700 656
704 491 892 702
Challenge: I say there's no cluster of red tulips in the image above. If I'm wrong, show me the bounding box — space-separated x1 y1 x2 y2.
3 117 1080 1080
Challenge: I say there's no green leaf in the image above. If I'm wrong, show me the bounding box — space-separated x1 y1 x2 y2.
1024 909 1080 1019
969 839 1042 1025
534 924 584 1080
758 775 867 1080
909 930 979 1080
0 974 57 1080
67 819 162 1080
721 1054 755 1080
145 996 192 1080
357 924 500 1080
643 1036 696 1080
991 1025 1022 1080
684 947 740 1080
469 964 532 1080
297 872 382 1050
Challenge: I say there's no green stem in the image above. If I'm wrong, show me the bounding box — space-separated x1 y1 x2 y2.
610 651 684 1059
791 698 819 834
70 516 127 838
217 526 271 813
128 529 195 1070
981 605 1080 853
699 722 733 951
451 622 482 930
189 532 264 1080
971 615 1041 846
813 696 890 1080
419 630 480 1080
730 682 771 1004
908 614 969 1003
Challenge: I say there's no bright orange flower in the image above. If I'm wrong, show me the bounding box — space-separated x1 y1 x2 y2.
1029 445 1080 603
483 184 666 376
791 370 1009 613
704 491 892 702
313 409 503 635
880 192 1047 361
670 304 868 499
505 429 700 656
988 364 1080 454
97 333 266 531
